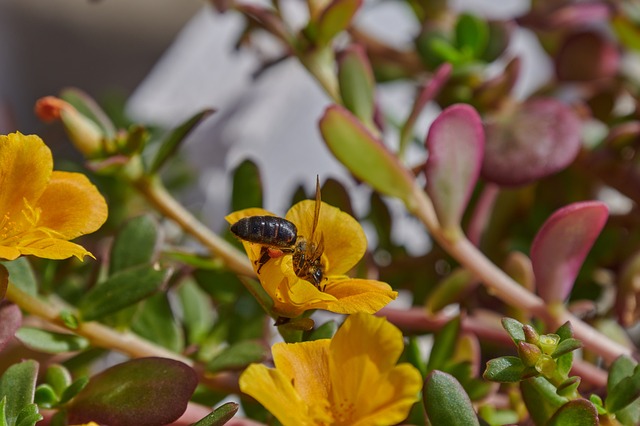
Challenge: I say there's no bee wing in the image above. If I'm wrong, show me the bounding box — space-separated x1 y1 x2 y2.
309 175 321 242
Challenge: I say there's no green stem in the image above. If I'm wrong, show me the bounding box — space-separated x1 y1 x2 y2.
133 176 254 277
5 283 193 365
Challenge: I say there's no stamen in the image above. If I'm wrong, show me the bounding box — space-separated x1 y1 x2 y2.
0 199 64 246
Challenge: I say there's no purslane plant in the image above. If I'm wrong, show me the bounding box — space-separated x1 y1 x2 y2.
2 0 640 425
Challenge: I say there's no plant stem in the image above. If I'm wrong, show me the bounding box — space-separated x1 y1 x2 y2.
409 187 633 363
5 283 193 365
133 176 254 277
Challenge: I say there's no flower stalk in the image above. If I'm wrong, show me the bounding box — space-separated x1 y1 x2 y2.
4 283 192 365
132 175 254 277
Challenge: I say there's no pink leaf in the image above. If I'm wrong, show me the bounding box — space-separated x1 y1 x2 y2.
0 301 22 352
481 98 581 186
531 201 609 304
425 104 484 230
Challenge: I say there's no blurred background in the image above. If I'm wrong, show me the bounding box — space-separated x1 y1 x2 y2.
0 0 531 252
0 0 201 137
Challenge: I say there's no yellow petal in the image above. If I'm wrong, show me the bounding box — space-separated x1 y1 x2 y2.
17 238 93 260
351 364 423 426
0 133 52 220
331 313 404 377
239 364 314 426
286 200 366 275
272 340 332 406
0 246 20 260
329 314 421 425
35 171 107 239
319 278 397 314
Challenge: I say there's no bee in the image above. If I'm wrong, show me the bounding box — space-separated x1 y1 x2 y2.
230 177 326 289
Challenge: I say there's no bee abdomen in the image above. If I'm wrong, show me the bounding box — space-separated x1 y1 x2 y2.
231 216 297 247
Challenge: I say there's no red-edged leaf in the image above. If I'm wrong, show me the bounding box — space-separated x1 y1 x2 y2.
531 201 608 304
425 104 484 231
319 105 414 204
316 0 362 45
68 357 197 426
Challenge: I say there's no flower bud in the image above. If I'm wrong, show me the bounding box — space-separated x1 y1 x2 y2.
534 354 556 377
517 341 542 367
539 333 561 355
522 325 540 345
35 96 104 158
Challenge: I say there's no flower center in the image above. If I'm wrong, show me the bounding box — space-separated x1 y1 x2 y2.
0 199 60 246
330 397 356 425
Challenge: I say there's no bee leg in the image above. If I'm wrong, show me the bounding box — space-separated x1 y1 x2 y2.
255 247 271 274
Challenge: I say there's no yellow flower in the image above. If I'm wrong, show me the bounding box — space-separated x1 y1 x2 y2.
226 200 397 318
239 313 423 426
0 132 107 260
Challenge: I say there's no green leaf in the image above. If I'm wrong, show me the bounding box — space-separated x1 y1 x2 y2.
501 317 525 343
231 160 263 211
207 341 267 374
455 13 489 59
319 105 414 205
132 293 184 353
44 365 71 397
0 397 6 426
304 320 337 341
520 377 567 425
555 321 574 340
426 269 475 314
14 404 41 426
406 336 427 379
612 14 640 51
68 358 197 426
0 360 39 426
178 279 215 345
608 355 637 391
59 311 79 329
547 399 599 426
551 338 583 358
109 215 159 274
58 377 89 405
338 44 375 124
34 385 58 408
424 370 480 426
149 109 214 174
483 356 526 383
15 328 89 354
1 259 37 296
192 402 239 426
78 264 169 321
367 192 392 249
426 37 463 64
427 316 461 372
606 365 640 413
316 0 361 45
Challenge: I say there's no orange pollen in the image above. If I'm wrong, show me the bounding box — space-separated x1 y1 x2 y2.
332 398 356 425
